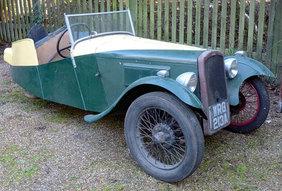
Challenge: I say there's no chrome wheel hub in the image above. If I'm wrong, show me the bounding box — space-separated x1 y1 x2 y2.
152 123 175 145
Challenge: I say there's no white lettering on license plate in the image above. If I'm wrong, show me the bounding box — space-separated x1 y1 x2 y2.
210 101 230 130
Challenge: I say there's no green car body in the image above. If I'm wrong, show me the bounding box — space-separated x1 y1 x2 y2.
9 49 273 120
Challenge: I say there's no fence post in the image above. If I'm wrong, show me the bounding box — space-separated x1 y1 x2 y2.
278 0 282 112
278 1 282 84
32 0 38 15
271 0 282 82
277 0 282 78
129 0 137 32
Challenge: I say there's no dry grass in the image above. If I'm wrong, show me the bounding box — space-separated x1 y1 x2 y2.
0 44 281 190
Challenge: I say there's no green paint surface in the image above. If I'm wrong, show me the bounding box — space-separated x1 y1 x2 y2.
38 58 85 110
72 55 108 112
10 66 42 98
9 49 274 122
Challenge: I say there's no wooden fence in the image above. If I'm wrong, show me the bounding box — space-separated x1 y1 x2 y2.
0 0 281 77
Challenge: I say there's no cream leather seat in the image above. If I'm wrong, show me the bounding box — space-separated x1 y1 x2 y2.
4 38 38 66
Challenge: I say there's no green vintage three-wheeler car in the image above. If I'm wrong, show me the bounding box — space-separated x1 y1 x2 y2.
4 10 274 182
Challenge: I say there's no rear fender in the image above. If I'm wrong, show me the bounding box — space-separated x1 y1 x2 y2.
226 56 274 105
84 76 203 122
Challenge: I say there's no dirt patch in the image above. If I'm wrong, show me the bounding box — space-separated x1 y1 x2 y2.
0 41 281 190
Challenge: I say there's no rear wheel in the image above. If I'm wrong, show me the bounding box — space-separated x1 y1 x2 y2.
227 77 270 134
124 92 204 182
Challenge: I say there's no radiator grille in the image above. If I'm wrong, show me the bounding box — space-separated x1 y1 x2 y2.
198 51 230 135
204 55 228 105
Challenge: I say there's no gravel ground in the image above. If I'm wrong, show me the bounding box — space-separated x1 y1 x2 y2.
0 42 281 191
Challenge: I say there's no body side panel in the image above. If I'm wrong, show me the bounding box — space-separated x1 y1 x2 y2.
38 58 85 109
10 65 43 98
94 50 203 104
9 50 204 114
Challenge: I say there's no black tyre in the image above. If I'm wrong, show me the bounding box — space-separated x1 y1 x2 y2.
227 77 270 134
124 92 204 182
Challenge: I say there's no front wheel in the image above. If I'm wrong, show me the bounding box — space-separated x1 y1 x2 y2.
227 77 270 134
124 92 204 182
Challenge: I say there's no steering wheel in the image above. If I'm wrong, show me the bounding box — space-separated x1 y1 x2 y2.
57 23 91 58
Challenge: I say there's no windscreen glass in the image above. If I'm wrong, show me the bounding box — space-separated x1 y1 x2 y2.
65 10 134 44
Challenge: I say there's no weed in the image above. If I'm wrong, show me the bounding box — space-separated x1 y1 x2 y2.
104 186 112 191
253 170 267 181
237 165 248 181
200 159 216 172
50 129 58 133
31 156 43 161
160 184 171 191
0 143 53 186
71 175 77 180
235 164 248 173
22 167 38 178
10 90 29 103
0 98 7 105
113 183 125 191
18 159 25 164
88 167 94 173
0 79 11 87
0 155 13 163
49 113 70 123
221 160 232 171
23 99 48 112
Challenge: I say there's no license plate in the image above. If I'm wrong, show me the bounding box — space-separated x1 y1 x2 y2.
209 100 230 131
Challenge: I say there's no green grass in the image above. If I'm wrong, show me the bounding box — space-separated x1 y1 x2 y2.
22 167 38 178
0 143 54 185
0 82 51 113
50 129 58 133
103 183 125 191
0 79 11 88
71 175 77 181
0 87 31 104
49 113 70 123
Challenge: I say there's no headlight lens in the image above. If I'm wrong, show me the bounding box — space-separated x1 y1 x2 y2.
176 72 198 92
224 58 238 79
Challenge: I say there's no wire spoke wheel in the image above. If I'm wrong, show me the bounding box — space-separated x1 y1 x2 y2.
227 77 270 134
137 108 185 169
230 81 260 126
125 92 204 182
